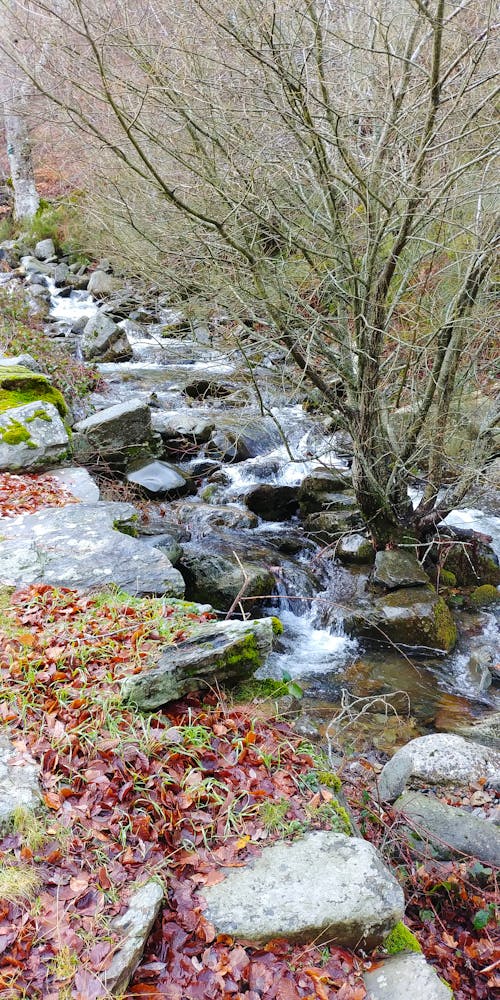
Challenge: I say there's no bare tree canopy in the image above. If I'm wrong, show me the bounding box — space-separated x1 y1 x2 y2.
1 0 498 543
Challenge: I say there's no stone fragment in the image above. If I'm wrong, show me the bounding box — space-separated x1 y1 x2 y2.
394 791 500 866
373 550 430 589
202 831 404 948
378 733 500 801
49 466 100 503
34 238 55 260
87 269 122 297
0 736 40 827
81 312 133 362
127 460 193 498
123 617 276 709
0 401 70 472
363 952 452 1000
103 880 164 995
0 502 184 596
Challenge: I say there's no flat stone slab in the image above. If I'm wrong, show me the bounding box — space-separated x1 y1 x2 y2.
0 401 70 472
49 466 100 503
202 830 404 949
103 879 164 995
373 550 430 589
394 791 500 866
378 733 500 801
122 617 276 709
0 502 184 597
0 735 40 827
364 952 452 1000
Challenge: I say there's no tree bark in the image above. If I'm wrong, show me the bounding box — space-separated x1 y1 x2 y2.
3 75 39 222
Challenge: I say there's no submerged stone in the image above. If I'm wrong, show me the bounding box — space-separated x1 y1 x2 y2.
202 830 404 948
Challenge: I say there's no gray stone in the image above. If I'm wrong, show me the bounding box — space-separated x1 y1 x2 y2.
209 416 282 462
298 468 352 514
87 269 122 297
49 467 100 503
373 550 430 589
202 831 404 948
123 617 276 709
0 354 42 373
304 509 360 546
456 712 500 751
244 484 299 521
0 735 41 827
179 544 274 611
379 733 500 801
34 238 55 260
337 533 374 564
170 501 258 533
151 409 215 444
53 262 70 287
103 880 164 995
20 255 56 277
344 588 456 653
394 790 500 865
127 460 192 498
364 952 452 1000
74 398 157 467
81 312 133 362
0 401 70 472
0 502 184 597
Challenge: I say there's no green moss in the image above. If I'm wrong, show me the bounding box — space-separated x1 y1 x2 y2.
0 419 36 447
219 633 262 672
312 798 351 835
271 616 284 636
0 366 68 418
384 922 422 955
439 569 457 587
433 596 457 651
315 770 341 792
113 520 139 538
470 584 500 607
234 677 290 701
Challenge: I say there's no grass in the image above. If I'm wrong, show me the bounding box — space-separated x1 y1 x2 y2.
0 865 41 904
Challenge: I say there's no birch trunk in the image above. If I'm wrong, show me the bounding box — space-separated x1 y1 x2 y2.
3 76 39 222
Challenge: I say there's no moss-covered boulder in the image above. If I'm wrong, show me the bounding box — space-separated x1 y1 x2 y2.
0 365 67 417
441 538 500 587
0 401 70 471
344 588 457 653
122 617 277 709
469 584 500 607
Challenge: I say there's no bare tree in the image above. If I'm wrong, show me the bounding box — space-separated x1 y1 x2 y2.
1 0 498 544
1 2 39 222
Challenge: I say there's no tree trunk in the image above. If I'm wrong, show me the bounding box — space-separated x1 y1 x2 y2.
3 79 39 222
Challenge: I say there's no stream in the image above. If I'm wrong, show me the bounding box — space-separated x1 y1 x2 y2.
44 279 500 749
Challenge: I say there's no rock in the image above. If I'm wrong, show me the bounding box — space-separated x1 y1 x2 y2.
209 416 282 462
169 501 258 533
138 533 183 565
123 617 277 709
179 543 275 611
244 484 299 521
463 647 494 692
0 735 40 828
438 533 500 586
34 238 55 260
74 398 159 469
363 952 452 1000
0 364 67 417
20 255 56 277
470 584 500 607
394 791 500 865
456 713 500 750
298 468 352 514
378 734 500 801
337 533 374 564
126 460 193 498
202 830 404 948
103 880 164 995
53 262 70 287
304 510 360 546
293 715 322 740
0 402 70 472
81 312 133 362
0 502 184 596
151 409 215 446
49 467 100 503
0 354 41 373
344 588 457 653
373 550 430 589
87 269 122 297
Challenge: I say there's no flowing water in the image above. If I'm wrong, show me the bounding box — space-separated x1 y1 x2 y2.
44 280 500 749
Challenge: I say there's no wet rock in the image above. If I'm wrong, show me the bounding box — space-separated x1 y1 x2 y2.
81 312 133 363
0 401 70 472
0 502 184 597
53 262 70 287
138 533 183 565
373 550 430 589
87 269 122 297
151 409 215 446
244 484 299 521
304 509 361 547
456 712 500 750
337 533 374 564
378 734 500 801
170 501 258 533
298 468 352 514
103 880 164 995
344 588 457 653
123 617 277 709
185 379 233 400
0 736 40 828
20 255 56 277
363 952 452 1000
179 543 274 611
74 398 159 469
394 791 500 866
34 238 55 260
127 460 193 498
209 415 282 462
437 532 500 587
202 831 404 948
464 647 494 691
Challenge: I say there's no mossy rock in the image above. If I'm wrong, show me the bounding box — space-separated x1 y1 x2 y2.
470 584 500 607
384 921 422 955
0 366 67 418
344 588 457 653
443 542 500 587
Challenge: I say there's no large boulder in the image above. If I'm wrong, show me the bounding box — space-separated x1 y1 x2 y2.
0 735 40 828
81 312 133 362
378 733 500 801
126 460 193 499
344 588 457 653
202 830 404 949
122 617 277 709
0 502 184 597
87 269 122 297
169 501 258 533
394 791 500 866
0 364 67 417
244 483 299 521
298 468 352 515
363 952 452 1000
73 398 160 469
0 401 70 472
179 543 275 611
373 550 430 589
151 409 215 446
